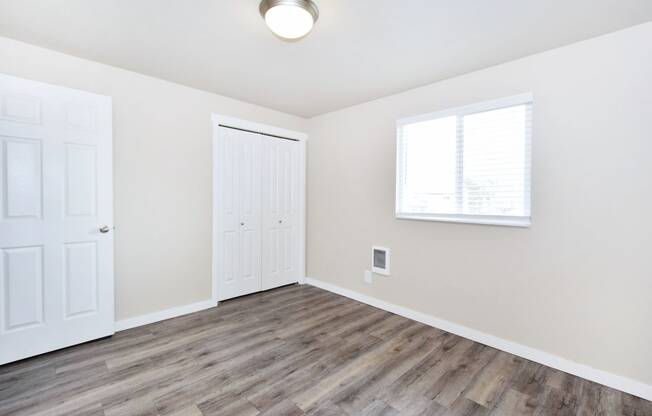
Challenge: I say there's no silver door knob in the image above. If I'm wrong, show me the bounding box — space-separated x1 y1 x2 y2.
240 222 245 226
99 225 111 233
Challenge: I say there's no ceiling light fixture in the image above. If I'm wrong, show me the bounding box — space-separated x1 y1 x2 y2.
259 0 319 40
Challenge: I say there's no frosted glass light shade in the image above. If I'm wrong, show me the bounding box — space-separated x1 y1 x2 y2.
260 0 319 40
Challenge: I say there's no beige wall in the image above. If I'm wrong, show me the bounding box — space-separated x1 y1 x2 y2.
0 36 308 321
306 22 652 386
2 21 650 389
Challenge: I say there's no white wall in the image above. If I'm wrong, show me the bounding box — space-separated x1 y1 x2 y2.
0 36 308 321
306 22 652 389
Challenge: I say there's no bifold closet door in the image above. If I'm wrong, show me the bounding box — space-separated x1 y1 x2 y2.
216 127 262 301
261 136 300 290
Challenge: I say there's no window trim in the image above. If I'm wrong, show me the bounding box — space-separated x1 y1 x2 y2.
396 213 531 228
395 93 533 227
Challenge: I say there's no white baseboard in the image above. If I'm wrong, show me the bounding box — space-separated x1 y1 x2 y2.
115 299 217 332
305 277 652 401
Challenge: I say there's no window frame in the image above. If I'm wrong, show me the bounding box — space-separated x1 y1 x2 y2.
395 93 533 227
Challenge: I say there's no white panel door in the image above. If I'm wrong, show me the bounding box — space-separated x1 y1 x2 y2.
216 127 262 300
0 73 113 364
261 136 300 290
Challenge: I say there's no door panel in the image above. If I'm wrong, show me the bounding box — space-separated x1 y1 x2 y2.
216 127 262 300
0 73 113 365
4 138 42 218
261 136 300 290
64 242 98 318
0 93 41 125
223 231 236 283
282 227 293 272
64 144 97 217
2 246 44 331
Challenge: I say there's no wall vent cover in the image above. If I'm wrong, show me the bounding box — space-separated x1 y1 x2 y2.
372 246 390 276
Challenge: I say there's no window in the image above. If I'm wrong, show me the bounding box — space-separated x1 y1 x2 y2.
396 94 532 227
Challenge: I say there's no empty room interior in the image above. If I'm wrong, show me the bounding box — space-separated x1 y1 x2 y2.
1 1 651 415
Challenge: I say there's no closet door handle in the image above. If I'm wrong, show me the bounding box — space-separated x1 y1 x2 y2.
240 222 245 226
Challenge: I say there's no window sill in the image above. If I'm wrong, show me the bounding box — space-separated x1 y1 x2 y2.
396 213 531 228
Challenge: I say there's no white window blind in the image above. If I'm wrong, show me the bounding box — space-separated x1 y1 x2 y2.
396 94 532 227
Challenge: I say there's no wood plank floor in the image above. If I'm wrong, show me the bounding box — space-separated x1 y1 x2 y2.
0 284 650 416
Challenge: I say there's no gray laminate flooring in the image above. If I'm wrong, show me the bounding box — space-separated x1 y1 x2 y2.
0 284 650 416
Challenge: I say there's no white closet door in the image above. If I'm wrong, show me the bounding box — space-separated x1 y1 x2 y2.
216 127 262 300
0 73 113 364
261 136 300 290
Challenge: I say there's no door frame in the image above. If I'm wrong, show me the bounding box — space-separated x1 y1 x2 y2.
211 114 307 304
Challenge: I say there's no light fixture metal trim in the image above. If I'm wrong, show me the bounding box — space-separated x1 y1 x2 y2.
259 0 319 24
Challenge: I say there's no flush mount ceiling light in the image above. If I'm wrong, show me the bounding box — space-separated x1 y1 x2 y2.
259 0 319 40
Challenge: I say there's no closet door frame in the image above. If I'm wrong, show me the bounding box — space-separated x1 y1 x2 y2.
211 114 307 304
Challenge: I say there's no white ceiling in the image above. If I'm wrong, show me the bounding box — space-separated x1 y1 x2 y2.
0 1 651 117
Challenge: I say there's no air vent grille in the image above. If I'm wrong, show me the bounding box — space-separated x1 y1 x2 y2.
371 246 390 276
